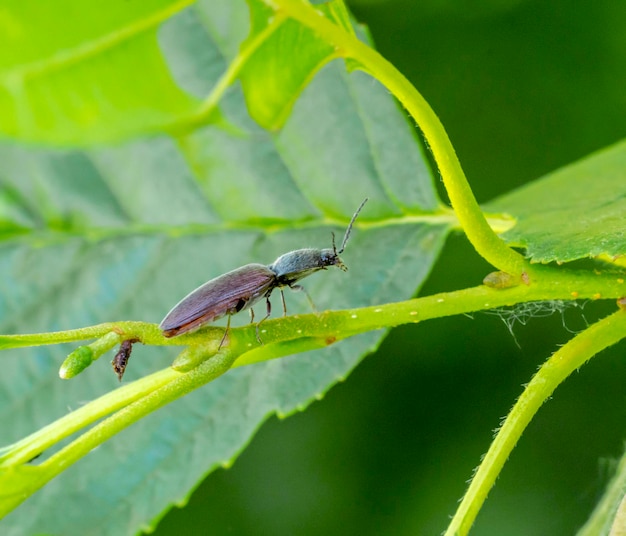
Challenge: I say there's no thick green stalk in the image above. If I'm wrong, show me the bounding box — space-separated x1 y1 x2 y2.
445 308 626 535
266 0 528 277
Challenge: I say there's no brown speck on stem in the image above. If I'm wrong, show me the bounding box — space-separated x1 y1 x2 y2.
112 339 140 381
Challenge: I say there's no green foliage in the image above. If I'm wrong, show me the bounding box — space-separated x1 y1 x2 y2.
0 0 201 144
490 140 626 263
0 1 448 534
0 1 625 536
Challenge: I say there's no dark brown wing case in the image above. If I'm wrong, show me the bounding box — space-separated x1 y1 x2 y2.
160 264 276 337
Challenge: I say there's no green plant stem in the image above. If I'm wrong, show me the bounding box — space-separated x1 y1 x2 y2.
1 264 624 358
45 347 235 480
0 267 623 515
445 308 626 536
0 367 181 466
2 265 623 467
0 348 236 516
266 0 528 277
0 321 167 350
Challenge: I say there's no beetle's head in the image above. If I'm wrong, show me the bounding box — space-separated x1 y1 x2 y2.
321 237 347 271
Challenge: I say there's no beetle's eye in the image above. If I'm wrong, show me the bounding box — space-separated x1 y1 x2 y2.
321 251 334 265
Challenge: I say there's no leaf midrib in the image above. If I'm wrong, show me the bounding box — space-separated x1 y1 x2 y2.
0 210 459 246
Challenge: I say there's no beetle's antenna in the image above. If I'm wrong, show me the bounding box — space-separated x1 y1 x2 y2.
338 198 368 254
331 231 337 254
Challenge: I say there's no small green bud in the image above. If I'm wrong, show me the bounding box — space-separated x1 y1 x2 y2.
483 271 519 289
59 346 94 379
58 331 122 379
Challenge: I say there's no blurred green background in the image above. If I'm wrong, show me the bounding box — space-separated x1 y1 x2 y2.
153 1 626 534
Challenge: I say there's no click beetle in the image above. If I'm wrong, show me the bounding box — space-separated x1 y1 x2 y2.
159 199 368 346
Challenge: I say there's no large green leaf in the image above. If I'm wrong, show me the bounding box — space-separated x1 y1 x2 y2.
0 0 207 145
488 140 626 263
0 2 449 535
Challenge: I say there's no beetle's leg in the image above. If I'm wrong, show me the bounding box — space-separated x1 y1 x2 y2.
255 297 272 344
280 289 287 316
290 284 317 313
218 315 231 349
249 307 255 323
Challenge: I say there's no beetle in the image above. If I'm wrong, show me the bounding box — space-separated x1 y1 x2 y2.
159 198 368 346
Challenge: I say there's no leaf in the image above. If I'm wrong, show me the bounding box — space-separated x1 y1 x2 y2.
488 140 626 263
238 0 354 130
0 0 201 145
0 2 449 535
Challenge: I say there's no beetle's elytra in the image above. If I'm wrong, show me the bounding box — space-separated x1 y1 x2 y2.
159 198 368 345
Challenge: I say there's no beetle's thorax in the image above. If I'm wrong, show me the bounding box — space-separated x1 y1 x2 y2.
268 247 346 286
